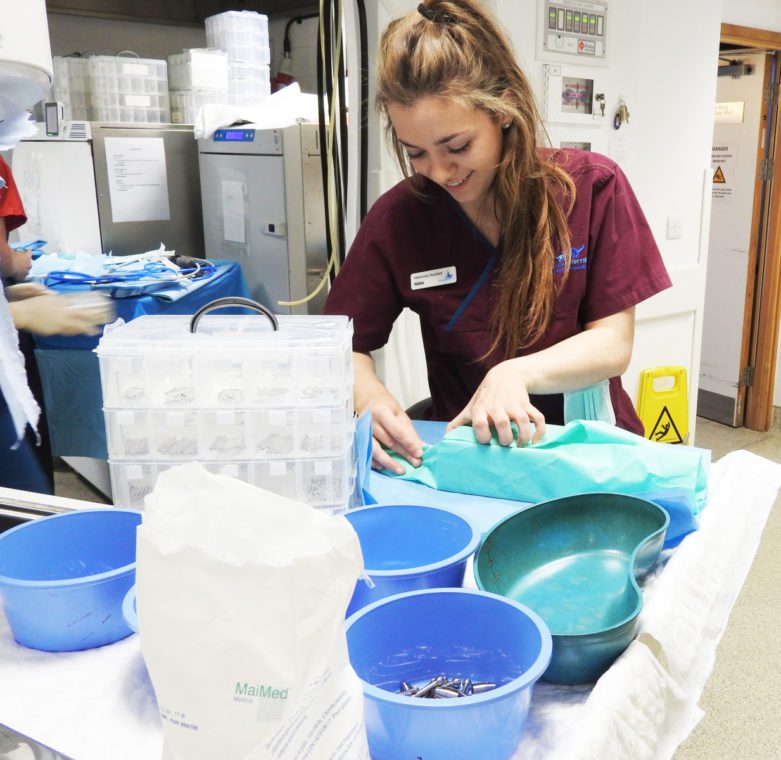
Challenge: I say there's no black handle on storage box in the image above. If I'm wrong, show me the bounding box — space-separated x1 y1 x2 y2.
189 297 279 333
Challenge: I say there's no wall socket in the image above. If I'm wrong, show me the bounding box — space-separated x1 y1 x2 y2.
666 216 682 240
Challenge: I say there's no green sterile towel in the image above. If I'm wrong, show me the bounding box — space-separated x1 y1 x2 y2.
385 420 710 525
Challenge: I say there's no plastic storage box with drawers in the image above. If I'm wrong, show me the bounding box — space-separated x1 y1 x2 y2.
96 305 356 513
88 55 170 124
52 56 93 121
205 10 271 107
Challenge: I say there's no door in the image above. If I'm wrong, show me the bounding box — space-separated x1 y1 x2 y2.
698 51 771 426
697 23 781 432
199 151 291 309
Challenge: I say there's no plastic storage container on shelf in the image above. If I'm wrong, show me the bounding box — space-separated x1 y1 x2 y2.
170 90 226 124
168 48 229 92
52 56 92 121
206 10 271 66
109 449 356 511
228 64 270 107
88 55 170 124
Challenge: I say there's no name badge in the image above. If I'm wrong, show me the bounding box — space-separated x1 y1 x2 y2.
410 266 457 291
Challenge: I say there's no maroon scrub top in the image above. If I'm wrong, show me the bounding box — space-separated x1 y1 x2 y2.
324 149 672 434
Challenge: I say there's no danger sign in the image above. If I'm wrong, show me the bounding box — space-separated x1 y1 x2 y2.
711 145 736 202
649 406 684 444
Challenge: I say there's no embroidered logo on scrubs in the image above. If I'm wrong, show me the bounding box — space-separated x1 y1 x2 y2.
554 244 586 274
410 266 457 290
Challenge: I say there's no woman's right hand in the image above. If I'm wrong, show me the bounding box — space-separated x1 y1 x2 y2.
353 352 425 474
369 399 424 474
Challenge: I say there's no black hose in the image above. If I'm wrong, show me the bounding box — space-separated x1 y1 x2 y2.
356 0 369 221
316 21 335 284
283 11 320 56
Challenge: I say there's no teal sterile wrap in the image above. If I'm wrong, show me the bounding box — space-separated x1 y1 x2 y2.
563 379 616 425
384 420 711 549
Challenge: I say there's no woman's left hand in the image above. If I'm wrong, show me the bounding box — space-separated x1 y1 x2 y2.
446 361 546 446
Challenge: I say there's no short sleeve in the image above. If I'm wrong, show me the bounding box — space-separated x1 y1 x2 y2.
323 201 404 352
580 162 671 323
0 157 27 233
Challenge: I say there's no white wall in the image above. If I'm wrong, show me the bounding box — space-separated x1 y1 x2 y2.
722 0 781 31
268 16 318 94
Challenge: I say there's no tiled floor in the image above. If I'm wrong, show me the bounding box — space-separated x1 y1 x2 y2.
52 416 781 758
52 460 111 505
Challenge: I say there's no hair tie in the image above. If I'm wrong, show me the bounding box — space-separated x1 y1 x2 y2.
417 3 455 24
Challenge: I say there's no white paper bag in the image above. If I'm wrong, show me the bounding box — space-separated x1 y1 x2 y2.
136 462 369 760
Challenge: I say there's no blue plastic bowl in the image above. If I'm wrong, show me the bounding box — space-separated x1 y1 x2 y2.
0 508 142 652
122 585 138 633
346 588 552 760
344 504 480 617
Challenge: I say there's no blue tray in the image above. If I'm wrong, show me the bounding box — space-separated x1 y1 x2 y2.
474 492 669 684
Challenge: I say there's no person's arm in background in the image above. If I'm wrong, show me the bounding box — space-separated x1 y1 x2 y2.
0 217 32 282
354 351 425 474
7 291 111 336
0 195 110 334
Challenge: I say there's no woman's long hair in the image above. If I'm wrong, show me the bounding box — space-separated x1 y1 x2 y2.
376 0 575 358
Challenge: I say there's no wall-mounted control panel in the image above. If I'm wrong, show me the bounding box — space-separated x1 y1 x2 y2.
538 0 608 65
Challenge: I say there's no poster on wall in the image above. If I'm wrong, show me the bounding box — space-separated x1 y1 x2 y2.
711 144 736 203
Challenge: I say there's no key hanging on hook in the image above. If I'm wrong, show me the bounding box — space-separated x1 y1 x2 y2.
614 99 630 130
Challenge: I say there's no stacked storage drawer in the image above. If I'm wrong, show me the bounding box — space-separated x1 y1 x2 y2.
205 10 271 106
168 48 229 124
88 55 170 123
96 312 356 513
52 56 92 121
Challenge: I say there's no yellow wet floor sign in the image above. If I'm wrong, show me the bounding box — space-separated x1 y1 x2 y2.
637 366 689 444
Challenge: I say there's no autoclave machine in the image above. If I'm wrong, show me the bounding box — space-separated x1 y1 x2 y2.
197 122 327 315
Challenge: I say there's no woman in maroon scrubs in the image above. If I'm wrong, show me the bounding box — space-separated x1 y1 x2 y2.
324 0 671 473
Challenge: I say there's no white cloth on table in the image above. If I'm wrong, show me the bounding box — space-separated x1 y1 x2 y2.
0 450 777 760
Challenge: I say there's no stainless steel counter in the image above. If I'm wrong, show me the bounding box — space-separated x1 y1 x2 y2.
0 497 70 534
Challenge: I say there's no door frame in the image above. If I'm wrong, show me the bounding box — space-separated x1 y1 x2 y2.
721 23 781 430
